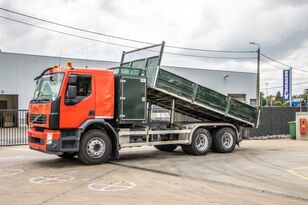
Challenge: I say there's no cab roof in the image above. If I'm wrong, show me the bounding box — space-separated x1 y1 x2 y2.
46 66 114 76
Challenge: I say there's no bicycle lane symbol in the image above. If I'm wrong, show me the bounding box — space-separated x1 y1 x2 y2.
88 181 136 192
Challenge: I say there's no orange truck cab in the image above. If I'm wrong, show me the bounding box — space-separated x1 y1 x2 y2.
28 63 118 162
28 43 253 165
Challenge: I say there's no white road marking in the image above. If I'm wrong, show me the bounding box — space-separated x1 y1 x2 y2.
29 175 74 184
88 181 136 192
0 169 24 177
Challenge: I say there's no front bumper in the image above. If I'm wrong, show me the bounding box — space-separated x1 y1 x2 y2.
28 128 79 154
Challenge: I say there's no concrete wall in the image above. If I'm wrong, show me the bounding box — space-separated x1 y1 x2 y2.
162 66 256 105
0 52 118 109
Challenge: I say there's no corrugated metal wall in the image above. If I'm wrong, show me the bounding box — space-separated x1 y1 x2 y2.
0 52 118 109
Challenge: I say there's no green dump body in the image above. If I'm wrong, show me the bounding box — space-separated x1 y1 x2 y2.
114 43 260 128
146 68 259 128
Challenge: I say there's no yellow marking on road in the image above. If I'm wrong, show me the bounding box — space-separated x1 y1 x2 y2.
287 167 308 181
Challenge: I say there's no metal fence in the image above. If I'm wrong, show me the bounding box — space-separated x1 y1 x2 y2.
0 109 28 146
244 106 304 137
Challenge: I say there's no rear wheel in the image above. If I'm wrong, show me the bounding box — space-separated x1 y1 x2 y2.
210 130 218 152
181 128 212 155
78 129 112 165
154 144 177 152
212 127 236 153
57 152 77 159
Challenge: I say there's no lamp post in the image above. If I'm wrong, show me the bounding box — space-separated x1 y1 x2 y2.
249 42 260 107
265 82 269 106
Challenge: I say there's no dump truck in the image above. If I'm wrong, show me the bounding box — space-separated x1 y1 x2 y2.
27 42 260 165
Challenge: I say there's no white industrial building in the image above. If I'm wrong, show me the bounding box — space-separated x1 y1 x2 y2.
0 51 256 110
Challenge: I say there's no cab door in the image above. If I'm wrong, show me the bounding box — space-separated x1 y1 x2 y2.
60 73 95 128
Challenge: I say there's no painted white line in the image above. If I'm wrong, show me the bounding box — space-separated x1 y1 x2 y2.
0 169 24 177
88 181 136 192
29 175 74 184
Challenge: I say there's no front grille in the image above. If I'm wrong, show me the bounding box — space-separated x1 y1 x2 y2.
30 114 47 124
29 136 44 145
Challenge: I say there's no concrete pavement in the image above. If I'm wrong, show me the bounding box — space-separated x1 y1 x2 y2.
0 139 308 204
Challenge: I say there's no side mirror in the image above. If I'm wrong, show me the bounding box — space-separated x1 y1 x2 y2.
68 75 77 85
67 85 77 99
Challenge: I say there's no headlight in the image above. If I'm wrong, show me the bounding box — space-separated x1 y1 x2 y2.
46 133 53 144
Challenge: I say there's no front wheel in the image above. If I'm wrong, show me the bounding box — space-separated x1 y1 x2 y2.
78 129 112 165
181 128 212 155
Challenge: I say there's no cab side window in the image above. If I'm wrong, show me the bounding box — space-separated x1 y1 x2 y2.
76 75 92 100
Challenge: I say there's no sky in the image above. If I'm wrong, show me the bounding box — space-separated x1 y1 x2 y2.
0 0 308 96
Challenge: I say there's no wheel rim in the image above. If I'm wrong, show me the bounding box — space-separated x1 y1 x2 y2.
86 137 105 158
222 133 233 149
195 133 208 151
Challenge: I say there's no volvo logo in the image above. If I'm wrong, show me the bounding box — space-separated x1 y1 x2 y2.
31 114 42 124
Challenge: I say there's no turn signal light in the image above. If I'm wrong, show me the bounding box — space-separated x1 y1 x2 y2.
300 118 307 135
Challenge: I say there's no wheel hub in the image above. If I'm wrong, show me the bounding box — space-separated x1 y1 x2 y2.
86 137 105 158
195 133 208 151
222 133 233 149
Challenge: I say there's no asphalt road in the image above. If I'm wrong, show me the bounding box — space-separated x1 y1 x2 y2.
1 139 308 205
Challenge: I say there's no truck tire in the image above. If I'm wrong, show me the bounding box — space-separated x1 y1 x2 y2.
154 144 177 152
78 129 112 165
210 129 218 152
181 128 212 155
57 152 77 159
212 127 236 153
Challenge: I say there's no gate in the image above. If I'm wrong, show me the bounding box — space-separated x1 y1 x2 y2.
0 109 28 146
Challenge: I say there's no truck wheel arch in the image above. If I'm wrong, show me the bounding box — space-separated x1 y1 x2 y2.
79 119 119 160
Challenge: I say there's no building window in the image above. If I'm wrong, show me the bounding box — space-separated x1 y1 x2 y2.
228 94 246 102
250 99 256 106
76 75 92 100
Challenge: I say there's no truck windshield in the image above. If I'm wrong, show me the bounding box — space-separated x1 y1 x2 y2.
32 73 64 102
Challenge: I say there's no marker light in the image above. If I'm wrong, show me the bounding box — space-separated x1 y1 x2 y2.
67 61 72 68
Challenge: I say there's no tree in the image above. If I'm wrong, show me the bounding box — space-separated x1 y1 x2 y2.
273 101 282 106
260 91 266 106
300 89 308 102
275 91 282 101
